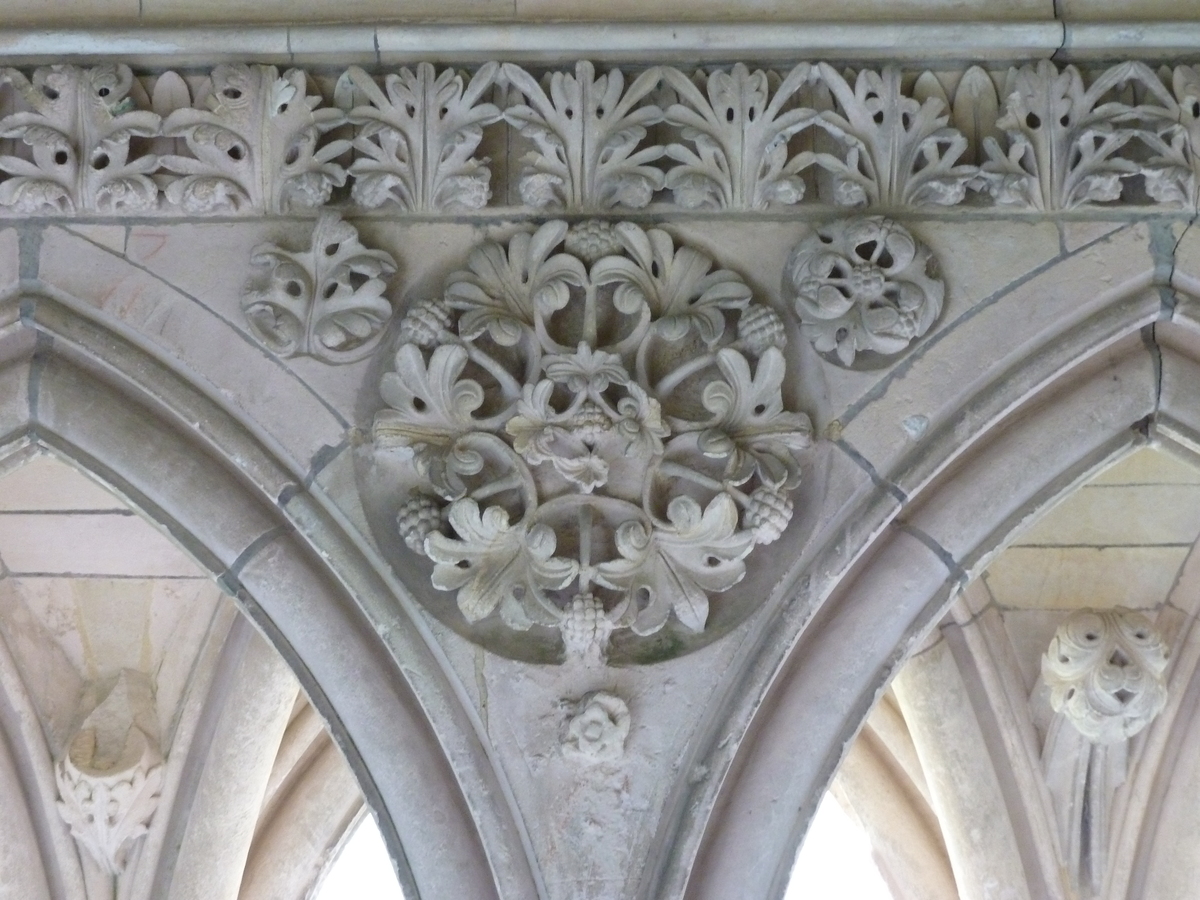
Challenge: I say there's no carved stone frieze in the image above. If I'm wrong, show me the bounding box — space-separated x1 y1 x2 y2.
783 217 944 367
55 670 164 876
0 59 1199 217
371 219 811 663
1042 608 1169 744
562 692 630 763
241 211 397 362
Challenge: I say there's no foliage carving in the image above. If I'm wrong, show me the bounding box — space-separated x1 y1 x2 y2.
374 220 811 662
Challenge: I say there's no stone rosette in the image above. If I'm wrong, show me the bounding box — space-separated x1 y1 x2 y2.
371 219 812 663
783 216 944 367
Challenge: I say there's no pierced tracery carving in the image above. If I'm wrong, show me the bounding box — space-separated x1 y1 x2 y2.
783 217 943 367
55 671 164 876
241 212 397 362
373 220 811 661
1042 608 1168 744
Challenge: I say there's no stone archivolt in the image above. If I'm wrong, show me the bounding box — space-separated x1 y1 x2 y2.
373 219 811 663
5 59 1200 215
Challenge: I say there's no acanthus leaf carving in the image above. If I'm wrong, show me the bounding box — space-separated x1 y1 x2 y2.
979 60 1163 210
372 220 811 661
345 63 502 212
809 65 975 207
55 670 164 877
662 63 817 210
241 211 397 362
783 216 944 367
1135 64 1200 209
0 64 161 213
162 64 348 213
501 61 665 210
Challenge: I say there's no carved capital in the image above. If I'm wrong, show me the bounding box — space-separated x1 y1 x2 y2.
55 670 164 876
1042 608 1169 744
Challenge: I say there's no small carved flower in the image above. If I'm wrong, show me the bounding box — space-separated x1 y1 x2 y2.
398 298 454 347
736 305 787 354
745 485 794 544
543 343 630 392
565 220 624 264
556 451 610 493
397 493 445 554
563 692 631 763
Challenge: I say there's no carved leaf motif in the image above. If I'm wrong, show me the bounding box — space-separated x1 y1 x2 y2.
448 220 587 345
691 348 814 487
1136 65 1200 209
502 61 665 209
346 63 502 212
952 66 1001 166
0 65 161 213
662 63 817 209
596 494 754 634
242 212 396 363
592 223 752 344
162 65 348 213
980 60 1163 210
376 344 485 447
1042 608 1169 744
809 65 974 207
426 499 578 623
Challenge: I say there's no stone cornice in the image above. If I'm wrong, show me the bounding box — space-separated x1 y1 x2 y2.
2 22 1200 67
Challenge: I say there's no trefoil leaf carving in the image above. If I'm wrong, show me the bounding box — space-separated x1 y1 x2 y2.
242 212 397 363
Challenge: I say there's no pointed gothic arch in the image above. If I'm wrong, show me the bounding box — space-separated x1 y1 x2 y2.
0 289 541 900
669 234 1200 900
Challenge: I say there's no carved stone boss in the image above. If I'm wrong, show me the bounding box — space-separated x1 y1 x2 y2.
1042 607 1169 744
55 670 164 876
7 60 1200 216
373 220 812 663
1039 609 1168 895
